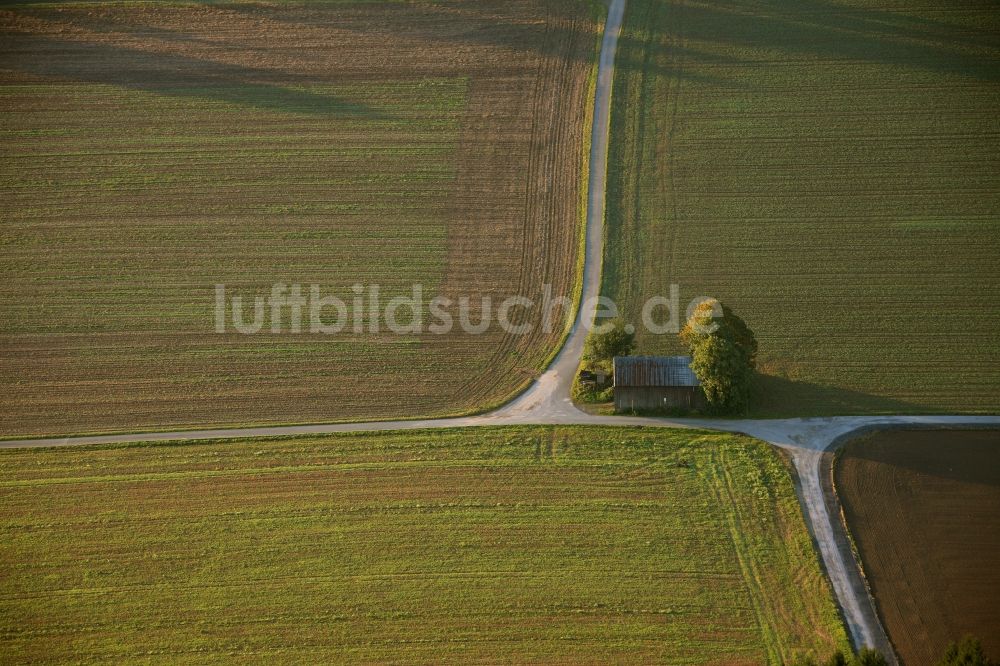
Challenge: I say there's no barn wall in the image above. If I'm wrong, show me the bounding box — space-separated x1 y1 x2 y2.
614 387 700 413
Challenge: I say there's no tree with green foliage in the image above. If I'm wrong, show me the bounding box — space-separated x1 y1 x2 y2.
583 318 635 366
855 648 889 666
574 319 636 404
679 301 757 415
790 647 886 666
937 636 997 666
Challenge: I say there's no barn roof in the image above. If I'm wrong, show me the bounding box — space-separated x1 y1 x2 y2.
613 356 700 388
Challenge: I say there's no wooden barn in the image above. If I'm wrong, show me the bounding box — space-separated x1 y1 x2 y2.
613 355 702 413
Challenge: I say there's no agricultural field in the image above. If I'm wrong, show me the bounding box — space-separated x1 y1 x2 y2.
0 0 600 437
602 0 1000 415
0 426 849 663
835 429 1000 665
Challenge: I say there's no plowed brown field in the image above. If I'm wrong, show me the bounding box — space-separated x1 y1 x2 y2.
0 1 600 436
835 429 1000 665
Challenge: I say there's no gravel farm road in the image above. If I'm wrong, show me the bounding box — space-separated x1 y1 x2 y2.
3 1 998 662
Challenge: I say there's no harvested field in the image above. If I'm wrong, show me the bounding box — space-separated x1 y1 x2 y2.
0 1 600 436
835 429 1000 665
603 0 1000 415
0 426 849 664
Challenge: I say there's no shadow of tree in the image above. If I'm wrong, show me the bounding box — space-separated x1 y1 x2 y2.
667 0 1000 83
222 0 1000 83
5 0 997 120
751 373 926 417
0 32 389 119
838 428 1000 493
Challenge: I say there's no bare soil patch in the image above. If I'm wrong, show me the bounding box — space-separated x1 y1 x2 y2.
835 429 1000 665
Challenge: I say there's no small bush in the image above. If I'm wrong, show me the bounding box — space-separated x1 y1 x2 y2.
583 318 635 365
936 636 997 666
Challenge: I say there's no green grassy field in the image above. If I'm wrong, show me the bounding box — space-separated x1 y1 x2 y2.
603 0 1000 415
0 426 849 663
0 1 599 436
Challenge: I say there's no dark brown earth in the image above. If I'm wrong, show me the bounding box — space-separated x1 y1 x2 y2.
835 429 1000 665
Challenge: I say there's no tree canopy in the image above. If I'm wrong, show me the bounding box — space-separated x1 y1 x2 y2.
583 318 635 366
679 301 757 415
